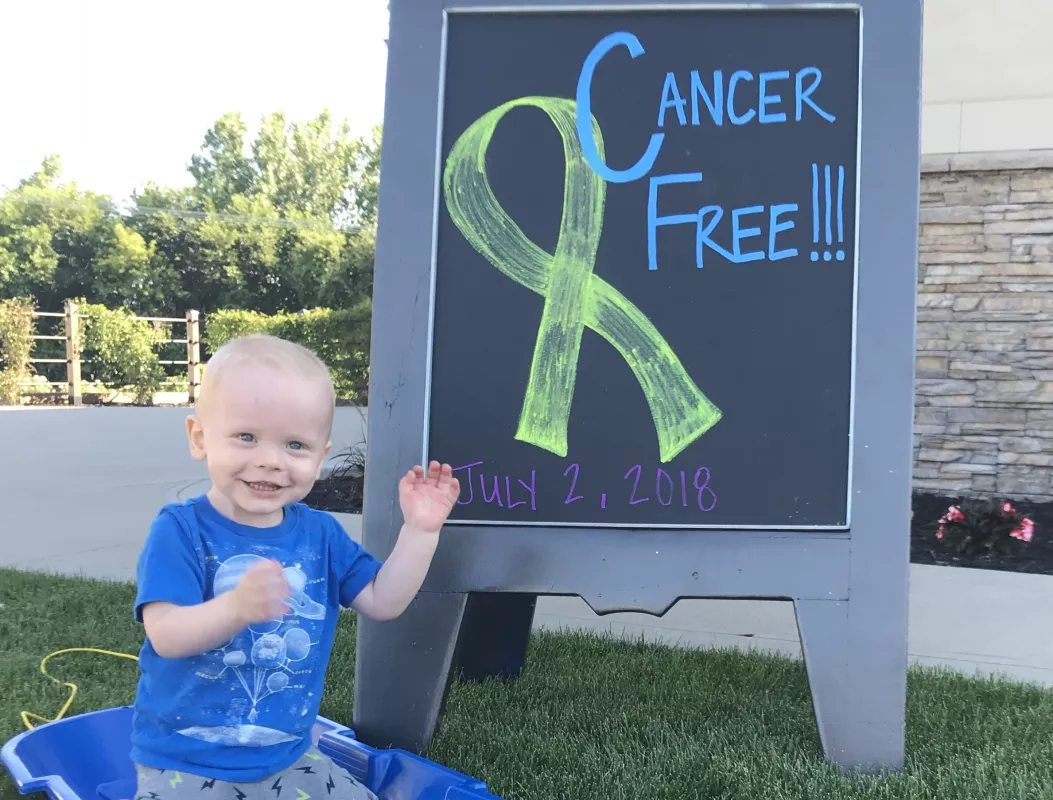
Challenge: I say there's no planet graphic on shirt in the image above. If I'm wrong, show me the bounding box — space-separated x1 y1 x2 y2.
266 672 289 692
281 566 326 620
283 627 311 661
212 554 283 633
250 633 286 668
222 650 246 667
191 552 329 751
210 555 326 630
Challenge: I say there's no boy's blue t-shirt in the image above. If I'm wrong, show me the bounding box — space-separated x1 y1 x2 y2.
131 495 382 782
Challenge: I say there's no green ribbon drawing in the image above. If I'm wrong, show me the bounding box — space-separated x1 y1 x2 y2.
442 96 722 463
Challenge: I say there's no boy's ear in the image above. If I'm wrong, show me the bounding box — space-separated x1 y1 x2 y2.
186 415 207 461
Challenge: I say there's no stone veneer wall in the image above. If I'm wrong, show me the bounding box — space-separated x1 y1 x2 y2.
914 151 1053 501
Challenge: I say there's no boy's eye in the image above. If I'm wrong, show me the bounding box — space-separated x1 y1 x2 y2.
238 433 256 443
288 441 305 451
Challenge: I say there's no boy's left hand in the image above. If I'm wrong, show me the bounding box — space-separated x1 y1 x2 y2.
399 461 460 534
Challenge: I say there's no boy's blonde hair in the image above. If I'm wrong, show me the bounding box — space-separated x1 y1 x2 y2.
199 334 335 425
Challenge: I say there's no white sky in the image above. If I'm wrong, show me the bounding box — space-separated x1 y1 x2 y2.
0 0 389 200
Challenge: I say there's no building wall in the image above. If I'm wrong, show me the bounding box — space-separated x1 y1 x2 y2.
913 152 1053 501
921 0 1053 154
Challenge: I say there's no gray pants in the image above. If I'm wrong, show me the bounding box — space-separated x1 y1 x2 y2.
134 747 377 800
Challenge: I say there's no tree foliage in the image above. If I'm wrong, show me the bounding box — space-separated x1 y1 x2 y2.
76 301 167 404
0 112 381 316
0 297 35 404
205 301 372 403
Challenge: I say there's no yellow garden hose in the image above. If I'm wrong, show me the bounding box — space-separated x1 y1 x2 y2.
21 648 139 731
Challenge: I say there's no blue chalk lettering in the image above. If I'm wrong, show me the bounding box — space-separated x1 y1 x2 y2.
795 67 835 123
696 206 735 268
727 70 756 125
811 163 820 260
576 32 664 183
658 72 687 127
758 70 789 123
769 204 798 261
690 69 723 126
824 164 833 246
648 172 703 271
731 206 765 263
836 165 845 246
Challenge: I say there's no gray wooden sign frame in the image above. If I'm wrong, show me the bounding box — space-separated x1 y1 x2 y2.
355 0 922 773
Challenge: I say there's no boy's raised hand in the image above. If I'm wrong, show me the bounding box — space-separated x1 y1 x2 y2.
399 461 460 534
231 559 289 626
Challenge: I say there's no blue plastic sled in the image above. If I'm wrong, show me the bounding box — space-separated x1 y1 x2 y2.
2 706 504 800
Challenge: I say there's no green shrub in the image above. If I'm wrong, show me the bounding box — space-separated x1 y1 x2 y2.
75 301 166 404
0 297 35 404
205 300 372 403
201 309 272 346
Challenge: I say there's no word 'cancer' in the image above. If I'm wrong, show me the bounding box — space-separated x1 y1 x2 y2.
575 31 837 185
658 67 834 129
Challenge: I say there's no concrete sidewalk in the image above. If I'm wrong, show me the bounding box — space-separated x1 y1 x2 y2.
533 568 1053 686
3 407 1052 688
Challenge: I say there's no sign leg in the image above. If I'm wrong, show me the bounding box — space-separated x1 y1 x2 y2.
794 598 907 772
352 591 468 752
452 592 537 683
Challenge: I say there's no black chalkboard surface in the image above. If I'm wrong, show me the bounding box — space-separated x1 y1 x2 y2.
427 8 861 529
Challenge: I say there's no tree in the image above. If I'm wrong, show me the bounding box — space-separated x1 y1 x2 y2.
188 113 256 211
0 155 119 311
133 109 379 313
0 112 382 316
192 109 379 228
349 125 382 228
92 221 181 312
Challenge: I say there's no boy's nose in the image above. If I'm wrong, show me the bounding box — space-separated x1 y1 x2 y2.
255 445 282 469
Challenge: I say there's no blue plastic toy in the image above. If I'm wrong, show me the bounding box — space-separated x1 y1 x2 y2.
2 706 504 800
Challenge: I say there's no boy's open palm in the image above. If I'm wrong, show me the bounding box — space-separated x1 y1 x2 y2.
399 461 460 534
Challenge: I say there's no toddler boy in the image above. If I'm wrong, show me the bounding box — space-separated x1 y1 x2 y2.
131 334 459 800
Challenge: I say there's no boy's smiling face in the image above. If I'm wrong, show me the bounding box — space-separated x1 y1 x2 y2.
187 359 333 527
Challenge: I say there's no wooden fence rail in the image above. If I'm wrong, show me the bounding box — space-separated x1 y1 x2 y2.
29 301 201 406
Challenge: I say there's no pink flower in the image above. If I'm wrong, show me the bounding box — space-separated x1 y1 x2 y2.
936 525 945 540
1003 501 1016 515
1010 519 1035 543
947 505 965 522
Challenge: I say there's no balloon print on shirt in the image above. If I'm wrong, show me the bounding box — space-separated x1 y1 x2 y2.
176 553 325 748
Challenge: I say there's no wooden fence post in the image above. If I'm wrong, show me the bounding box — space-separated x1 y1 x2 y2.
64 301 82 406
186 310 201 404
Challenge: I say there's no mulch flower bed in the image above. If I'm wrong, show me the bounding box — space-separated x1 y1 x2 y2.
307 453 1052 577
303 446 366 514
911 492 1051 575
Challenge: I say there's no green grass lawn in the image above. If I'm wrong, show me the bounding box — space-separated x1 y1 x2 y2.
3 568 1053 800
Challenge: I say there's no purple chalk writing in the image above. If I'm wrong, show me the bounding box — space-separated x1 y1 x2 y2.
446 460 715 516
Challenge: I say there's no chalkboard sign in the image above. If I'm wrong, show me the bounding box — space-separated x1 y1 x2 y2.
426 8 861 529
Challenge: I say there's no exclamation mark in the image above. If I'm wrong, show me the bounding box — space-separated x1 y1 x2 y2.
824 164 832 261
810 164 846 262
836 165 845 261
811 163 820 261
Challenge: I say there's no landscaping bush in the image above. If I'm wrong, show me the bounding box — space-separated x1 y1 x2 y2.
0 297 35 404
75 301 166 404
205 300 371 403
